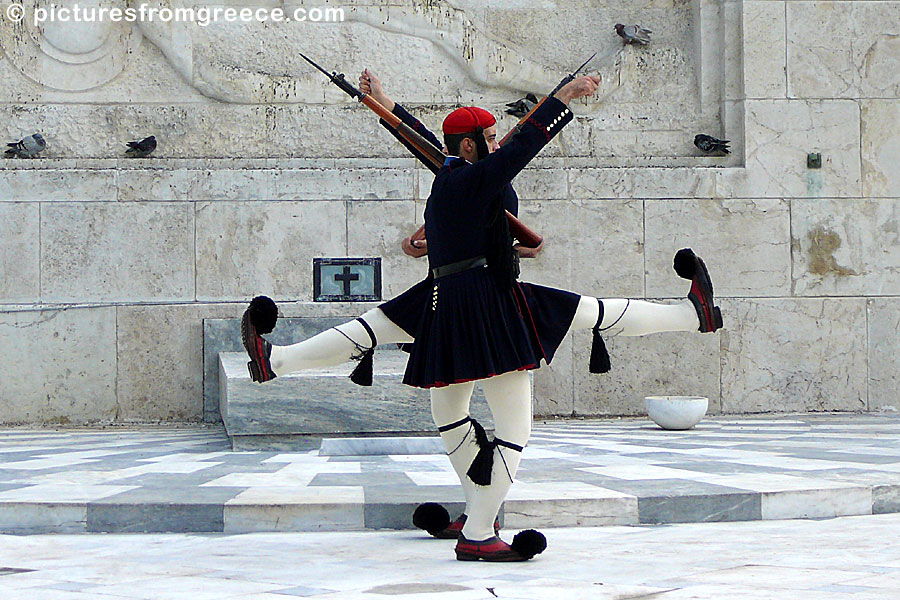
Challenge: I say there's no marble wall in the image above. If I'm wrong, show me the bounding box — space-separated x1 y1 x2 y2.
1 0 898 424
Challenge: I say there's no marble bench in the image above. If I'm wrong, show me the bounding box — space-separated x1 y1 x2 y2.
218 350 497 451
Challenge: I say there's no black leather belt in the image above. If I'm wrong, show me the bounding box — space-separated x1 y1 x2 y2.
432 256 487 279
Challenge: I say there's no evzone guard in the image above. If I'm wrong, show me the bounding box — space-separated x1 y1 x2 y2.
241 64 723 562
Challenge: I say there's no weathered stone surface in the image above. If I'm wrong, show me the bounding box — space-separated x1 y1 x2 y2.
645 199 791 298
787 2 900 99
851 2 900 98
517 199 644 298
792 198 900 296
195 200 346 301
743 2 787 99
0 169 117 202
867 299 900 413
787 2 856 99
861 100 900 198
42 202 195 303
569 168 718 200
347 200 422 298
573 328 722 417
534 335 575 418
0 203 40 303
719 298 867 413
116 303 242 422
0 307 116 424
118 169 270 202
717 100 861 198
272 169 414 201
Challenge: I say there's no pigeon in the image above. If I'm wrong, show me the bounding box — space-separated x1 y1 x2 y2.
5 133 46 158
694 134 730 155
615 24 652 45
126 135 157 158
505 93 539 118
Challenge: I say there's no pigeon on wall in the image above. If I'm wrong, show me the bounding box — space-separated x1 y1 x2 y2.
126 135 157 158
5 133 46 158
505 93 539 118
615 24 652 45
694 134 730 155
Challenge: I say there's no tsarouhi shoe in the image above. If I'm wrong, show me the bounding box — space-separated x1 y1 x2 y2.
412 503 499 539
241 296 278 383
455 531 547 562
673 248 723 333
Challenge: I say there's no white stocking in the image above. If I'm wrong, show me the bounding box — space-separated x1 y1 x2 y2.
569 296 699 337
430 382 478 518
269 308 413 377
462 370 532 541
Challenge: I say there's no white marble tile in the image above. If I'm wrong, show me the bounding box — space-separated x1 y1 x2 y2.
577 464 710 481
0 484 137 503
90 575 284 600
224 490 365 533
761 487 872 520
405 471 460 486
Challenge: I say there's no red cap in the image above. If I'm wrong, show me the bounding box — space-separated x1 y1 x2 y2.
442 106 496 135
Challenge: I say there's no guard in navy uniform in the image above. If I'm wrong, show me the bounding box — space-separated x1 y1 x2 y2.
358 68 542 262
240 73 723 562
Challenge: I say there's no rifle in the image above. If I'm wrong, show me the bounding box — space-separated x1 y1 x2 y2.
298 51 543 248
498 51 597 147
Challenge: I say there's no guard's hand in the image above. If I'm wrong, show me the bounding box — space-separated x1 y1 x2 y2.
359 68 394 110
514 240 544 259
402 236 428 258
554 75 601 105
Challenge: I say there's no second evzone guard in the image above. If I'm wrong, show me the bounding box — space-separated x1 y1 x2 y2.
241 69 723 562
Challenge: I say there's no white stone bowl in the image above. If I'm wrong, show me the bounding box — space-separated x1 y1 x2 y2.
645 396 709 430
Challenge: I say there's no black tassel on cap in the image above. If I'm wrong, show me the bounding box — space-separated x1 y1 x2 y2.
466 418 495 486
589 327 611 374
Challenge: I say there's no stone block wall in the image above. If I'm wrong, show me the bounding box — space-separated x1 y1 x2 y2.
1 0 898 424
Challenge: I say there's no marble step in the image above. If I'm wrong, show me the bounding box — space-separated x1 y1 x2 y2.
218 351 498 450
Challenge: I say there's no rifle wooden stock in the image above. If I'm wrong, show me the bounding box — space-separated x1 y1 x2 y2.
358 94 543 248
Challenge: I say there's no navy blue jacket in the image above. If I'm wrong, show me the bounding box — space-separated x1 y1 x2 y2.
380 103 520 218
423 97 572 270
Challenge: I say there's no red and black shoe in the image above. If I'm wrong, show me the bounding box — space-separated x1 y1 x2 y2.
455 530 547 562
412 503 500 539
241 296 278 383
674 248 723 333
435 514 501 540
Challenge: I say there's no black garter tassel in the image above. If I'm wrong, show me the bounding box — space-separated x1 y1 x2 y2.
466 418 495 486
348 317 377 387
349 347 374 386
589 326 611 374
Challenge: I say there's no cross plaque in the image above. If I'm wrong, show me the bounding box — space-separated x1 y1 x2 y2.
313 258 382 302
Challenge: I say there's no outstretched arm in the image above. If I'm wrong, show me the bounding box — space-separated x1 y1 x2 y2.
360 69 433 258
452 76 601 213
360 69 443 170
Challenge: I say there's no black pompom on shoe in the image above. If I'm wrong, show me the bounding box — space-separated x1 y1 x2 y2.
510 529 547 560
673 248 697 280
247 295 278 335
412 502 451 537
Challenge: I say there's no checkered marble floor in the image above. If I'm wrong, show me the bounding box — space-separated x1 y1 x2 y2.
1 414 899 534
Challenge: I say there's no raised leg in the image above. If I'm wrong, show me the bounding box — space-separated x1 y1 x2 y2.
268 307 413 377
